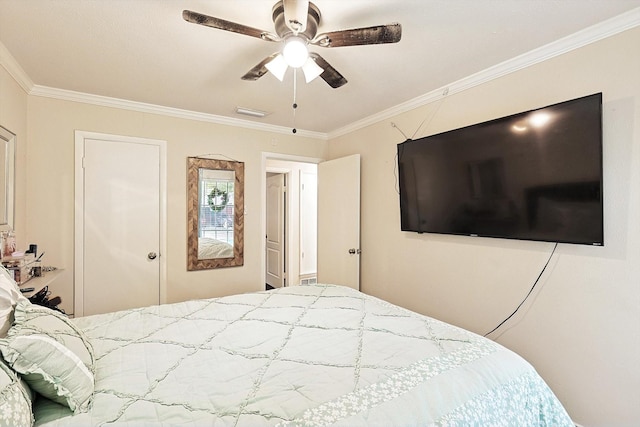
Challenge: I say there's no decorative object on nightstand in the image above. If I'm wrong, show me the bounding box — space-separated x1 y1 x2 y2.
1 230 16 258
1 252 36 285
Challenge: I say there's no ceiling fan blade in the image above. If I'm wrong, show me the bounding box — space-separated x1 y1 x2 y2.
309 53 347 88
241 53 281 81
311 23 402 47
183 10 280 42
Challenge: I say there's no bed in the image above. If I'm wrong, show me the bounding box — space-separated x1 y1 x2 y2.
198 237 234 259
1 274 573 426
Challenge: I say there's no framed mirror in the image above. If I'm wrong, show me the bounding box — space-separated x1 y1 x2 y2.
187 157 244 270
0 126 15 232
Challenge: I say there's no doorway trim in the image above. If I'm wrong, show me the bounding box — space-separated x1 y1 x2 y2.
74 131 167 316
261 152 322 290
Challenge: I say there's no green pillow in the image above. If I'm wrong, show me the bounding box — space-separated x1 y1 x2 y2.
0 358 34 426
0 300 94 413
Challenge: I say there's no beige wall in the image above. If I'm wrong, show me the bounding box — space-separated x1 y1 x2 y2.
22 97 327 314
328 28 640 426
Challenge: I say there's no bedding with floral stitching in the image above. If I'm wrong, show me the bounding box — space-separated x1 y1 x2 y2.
0 359 33 427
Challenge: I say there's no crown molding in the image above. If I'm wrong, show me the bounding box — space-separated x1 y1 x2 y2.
0 42 33 93
0 39 326 139
29 85 327 140
328 7 640 139
0 40 327 139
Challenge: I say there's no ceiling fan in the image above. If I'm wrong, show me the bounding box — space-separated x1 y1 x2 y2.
183 0 402 89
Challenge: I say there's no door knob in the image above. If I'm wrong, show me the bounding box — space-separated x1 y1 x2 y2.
348 248 361 255
148 252 157 260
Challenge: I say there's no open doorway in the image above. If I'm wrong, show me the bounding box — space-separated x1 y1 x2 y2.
264 156 319 290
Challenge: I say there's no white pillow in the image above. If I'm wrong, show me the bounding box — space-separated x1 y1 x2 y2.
0 266 27 338
0 300 95 413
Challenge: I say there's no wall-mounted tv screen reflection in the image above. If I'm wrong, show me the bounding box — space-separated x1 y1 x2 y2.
397 93 603 245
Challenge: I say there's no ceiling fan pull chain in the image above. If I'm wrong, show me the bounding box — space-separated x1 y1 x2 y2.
292 69 298 134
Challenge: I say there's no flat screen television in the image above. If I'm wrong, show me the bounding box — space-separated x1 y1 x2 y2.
397 93 603 245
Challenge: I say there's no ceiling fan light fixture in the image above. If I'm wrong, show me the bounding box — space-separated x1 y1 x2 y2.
265 54 288 81
282 36 309 68
301 57 323 83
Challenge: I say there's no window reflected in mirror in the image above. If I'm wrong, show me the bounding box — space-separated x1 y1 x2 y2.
198 168 234 259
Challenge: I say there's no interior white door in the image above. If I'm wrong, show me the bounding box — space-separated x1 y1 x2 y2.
77 134 163 316
317 154 361 289
266 173 286 288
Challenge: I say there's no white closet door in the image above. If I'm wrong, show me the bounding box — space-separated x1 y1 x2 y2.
76 133 164 316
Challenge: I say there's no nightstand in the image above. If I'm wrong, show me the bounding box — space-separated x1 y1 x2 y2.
19 268 63 299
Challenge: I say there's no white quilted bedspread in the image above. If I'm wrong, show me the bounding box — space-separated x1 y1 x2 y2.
34 284 573 426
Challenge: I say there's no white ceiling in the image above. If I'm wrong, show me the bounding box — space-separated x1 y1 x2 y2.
1 1 639 137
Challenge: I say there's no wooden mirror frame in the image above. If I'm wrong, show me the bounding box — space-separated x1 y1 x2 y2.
187 157 244 270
